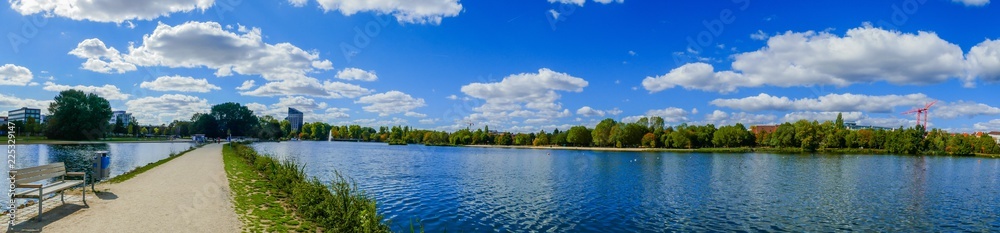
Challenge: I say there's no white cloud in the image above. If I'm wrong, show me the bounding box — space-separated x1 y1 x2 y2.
419 118 439 124
446 94 458 100
782 111 863 123
710 93 931 113
42 81 130 100
10 0 215 23
236 80 256 91
548 9 559 20
404 111 427 118
651 26 971 93
0 64 33 86
622 107 691 123
355 91 426 116
549 0 623 6
642 62 748 93
974 119 1000 131
952 0 989 7
68 38 136 74
459 68 586 127
246 96 350 123
704 110 777 126
124 21 333 81
335 68 378 81
576 106 604 117
0 94 53 114
858 117 912 129
606 107 622 116
750 30 768 40
305 0 463 24
931 101 1000 119
140 75 221 93
628 50 636 56
966 39 1000 84
125 94 211 124
240 79 372 98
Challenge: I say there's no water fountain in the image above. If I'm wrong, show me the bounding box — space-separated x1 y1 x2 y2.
328 129 333 142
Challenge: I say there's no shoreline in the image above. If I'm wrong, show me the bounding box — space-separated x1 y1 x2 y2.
465 144 678 152
14 139 195 145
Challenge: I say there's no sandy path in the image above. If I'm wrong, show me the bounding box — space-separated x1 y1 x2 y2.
7 143 240 232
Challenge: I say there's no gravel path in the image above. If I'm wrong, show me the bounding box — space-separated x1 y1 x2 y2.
7 143 240 232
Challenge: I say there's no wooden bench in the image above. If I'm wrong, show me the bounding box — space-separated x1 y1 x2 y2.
10 162 88 220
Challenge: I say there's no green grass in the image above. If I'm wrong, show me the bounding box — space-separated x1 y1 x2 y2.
107 145 200 183
227 142 393 233
223 144 315 232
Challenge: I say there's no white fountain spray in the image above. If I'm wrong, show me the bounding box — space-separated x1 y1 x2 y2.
329 129 333 142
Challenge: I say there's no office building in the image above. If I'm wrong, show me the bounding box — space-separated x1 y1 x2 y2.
286 108 304 132
8 107 41 124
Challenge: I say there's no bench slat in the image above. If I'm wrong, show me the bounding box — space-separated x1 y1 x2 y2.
13 180 85 198
13 168 67 184
10 162 64 174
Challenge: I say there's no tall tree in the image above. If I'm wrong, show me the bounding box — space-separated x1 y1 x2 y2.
592 118 616 147
566 126 593 146
210 102 258 137
44 90 113 140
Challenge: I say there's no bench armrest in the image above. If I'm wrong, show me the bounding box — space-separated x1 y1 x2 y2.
66 172 86 177
16 184 43 188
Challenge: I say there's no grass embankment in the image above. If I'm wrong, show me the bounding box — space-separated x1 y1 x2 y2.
226 142 392 233
107 144 202 183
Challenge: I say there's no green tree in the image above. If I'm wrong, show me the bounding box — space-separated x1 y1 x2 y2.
43 89 113 140
641 132 657 148
210 102 258 137
533 130 550 146
592 118 616 147
770 122 798 148
566 126 592 146
193 113 221 138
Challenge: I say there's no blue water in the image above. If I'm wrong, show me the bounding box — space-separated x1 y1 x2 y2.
252 141 1000 232
2 142 195 210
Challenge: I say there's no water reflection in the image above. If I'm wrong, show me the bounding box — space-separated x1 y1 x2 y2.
253 141 1000 232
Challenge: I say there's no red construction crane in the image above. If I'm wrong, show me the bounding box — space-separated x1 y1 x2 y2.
902 100 938 129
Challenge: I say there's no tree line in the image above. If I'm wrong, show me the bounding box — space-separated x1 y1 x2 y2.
17 90 1000 156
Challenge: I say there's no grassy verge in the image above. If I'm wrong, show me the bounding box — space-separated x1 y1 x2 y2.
107 145 201 183
227 142 392 233
223 143 316 232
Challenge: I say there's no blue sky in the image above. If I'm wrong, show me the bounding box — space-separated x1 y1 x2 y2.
1 0 999 133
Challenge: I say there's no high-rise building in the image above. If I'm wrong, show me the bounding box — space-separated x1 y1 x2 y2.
286 108 304 132
8 107 41 124
109 110 132 126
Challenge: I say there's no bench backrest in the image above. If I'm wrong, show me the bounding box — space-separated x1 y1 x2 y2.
10 162 67 184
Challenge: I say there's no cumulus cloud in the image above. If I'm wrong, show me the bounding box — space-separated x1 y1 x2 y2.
966 39 1000 84
931 101 1000 119
0 94 53 114
710 93 931 113
335 68 378 81
782 111 864 123
124 21 332 81
355 91 426 116
974 119 1000 131
622 107 692 123
9 0 215 23
236 80 256 91
0 64 33 86
240 79 372 98
42 81 130 100
125 94 211 124
576 106 605 117
300 0 463 24
648 26 975 93
459 68 586 127
140 75 221 93
68 38 136 74
404 112 427 118
246 96 349 122
703 110 777 126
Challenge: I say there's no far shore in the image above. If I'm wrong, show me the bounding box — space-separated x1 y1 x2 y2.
13 139 194 145
465 144 694 152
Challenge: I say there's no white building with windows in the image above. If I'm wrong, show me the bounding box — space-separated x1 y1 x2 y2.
110 110 132 126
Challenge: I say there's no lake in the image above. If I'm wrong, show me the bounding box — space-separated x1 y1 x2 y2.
252 141 1000 232
2 142 196 210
